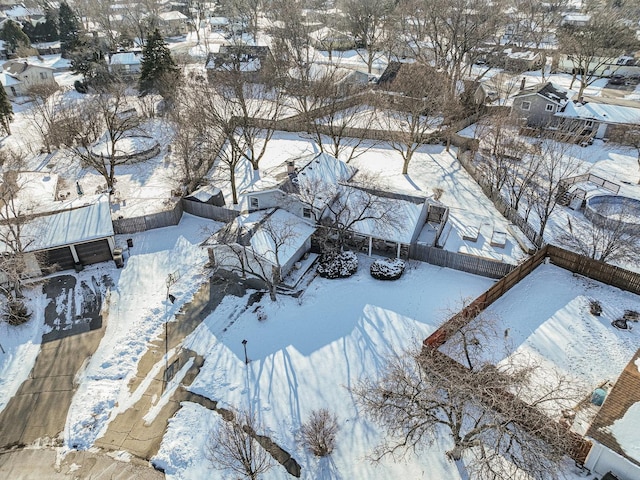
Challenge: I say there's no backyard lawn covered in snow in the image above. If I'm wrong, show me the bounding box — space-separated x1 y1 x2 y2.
153 256 494 479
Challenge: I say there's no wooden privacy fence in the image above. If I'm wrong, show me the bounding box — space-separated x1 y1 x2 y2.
112 201 183 234
409 244 515 279
181 199 241 222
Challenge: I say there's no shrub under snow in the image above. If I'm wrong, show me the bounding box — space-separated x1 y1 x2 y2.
317 251 358 279
370 258 405 281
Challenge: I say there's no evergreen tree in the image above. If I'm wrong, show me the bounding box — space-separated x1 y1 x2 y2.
138 29 179 99
0 86 14 136
58 1 81 57
0 20 31 54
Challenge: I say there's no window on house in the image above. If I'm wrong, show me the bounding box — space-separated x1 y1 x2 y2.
520 101 531 111
302 207 312 219
250 197 259 209
545 104 554 112
40 72 47 79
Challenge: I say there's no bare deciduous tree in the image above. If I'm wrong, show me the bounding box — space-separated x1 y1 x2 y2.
212 209 305 300
354 309 580 480
0 149 37 325
526 140 581 238
300 409 339 457
25 83 64 154
557 11 639 98
340 0 396 74
206 411 273 480
377 65 448 174
60 85 143 191
559 204 640 266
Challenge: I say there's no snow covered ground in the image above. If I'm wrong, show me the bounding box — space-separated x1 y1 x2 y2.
0 289 47 414
476 264 640 430
154 255 494 479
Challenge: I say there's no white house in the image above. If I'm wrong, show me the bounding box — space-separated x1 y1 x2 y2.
2 60 57 91
208 208 316 284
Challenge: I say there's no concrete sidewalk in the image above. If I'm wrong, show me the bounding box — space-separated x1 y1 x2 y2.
0 448 163 479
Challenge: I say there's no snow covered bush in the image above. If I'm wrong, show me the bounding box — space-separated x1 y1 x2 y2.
589 299 603 316
370 258 405 281
300 409 339 457
317 251 358 279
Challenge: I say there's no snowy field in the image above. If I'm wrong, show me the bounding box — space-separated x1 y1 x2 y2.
153 255 494 479
476 264 640 426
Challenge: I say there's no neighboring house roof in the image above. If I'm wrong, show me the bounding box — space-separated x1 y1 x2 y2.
205 45 270 73
186 185 222 203
587 348 640 468
3 60 56 75
0 72 21 87
209 16 229 27
515 81 569 105
214 208 316 267
557 98 640 126
0 199 114 254
109 52 142 66
159 11 188 22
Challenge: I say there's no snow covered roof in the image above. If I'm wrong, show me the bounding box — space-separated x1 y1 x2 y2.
0 72 21 87
336 187 424 244
159 11 188 22
515 81 569 105
557 100 640 126
587 349 640 467
110 52 142 66
3 60 55 74
1 199 114 254
186 185 222 203
215 208 316 266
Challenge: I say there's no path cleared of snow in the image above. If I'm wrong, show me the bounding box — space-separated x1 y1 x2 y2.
154 257 494 479
64 214 222 450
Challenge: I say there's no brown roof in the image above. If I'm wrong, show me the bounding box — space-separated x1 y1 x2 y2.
587 347 640 467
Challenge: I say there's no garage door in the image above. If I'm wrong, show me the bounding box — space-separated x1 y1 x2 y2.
75 239 113 265
42 246 75 271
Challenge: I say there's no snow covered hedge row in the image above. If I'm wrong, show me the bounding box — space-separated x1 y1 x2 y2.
370 258 405 280
317 251 358 279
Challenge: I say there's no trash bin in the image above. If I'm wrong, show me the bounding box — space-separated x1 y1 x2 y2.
113 248 124 268
127 238 133 248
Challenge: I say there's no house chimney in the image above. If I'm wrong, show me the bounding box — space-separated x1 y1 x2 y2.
520 77 526 90
286 160 295 175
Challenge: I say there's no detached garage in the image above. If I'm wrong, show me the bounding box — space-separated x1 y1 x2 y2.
19 199 115 274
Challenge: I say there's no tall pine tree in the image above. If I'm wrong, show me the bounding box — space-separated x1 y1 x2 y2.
58 1 80 57
0 86 14 136
138 29 179 99
0 20 31 54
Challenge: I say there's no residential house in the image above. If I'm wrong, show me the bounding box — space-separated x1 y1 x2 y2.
584 348 640 480
243 152 440 258
1 71 22 97
2 60 57 90
511 81 569 127
108 51 143 78
157 10 189 37
556 97 640 140
207 207 316 285
205 45 272 81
